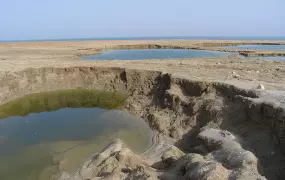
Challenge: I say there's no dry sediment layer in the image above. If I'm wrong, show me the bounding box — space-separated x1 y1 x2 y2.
0 66 285 179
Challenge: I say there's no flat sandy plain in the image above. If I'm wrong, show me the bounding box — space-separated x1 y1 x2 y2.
0 39 285 91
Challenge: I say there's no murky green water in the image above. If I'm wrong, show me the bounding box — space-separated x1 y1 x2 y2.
0 90 153 180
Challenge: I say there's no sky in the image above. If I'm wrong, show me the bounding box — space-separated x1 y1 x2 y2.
0 0 284 41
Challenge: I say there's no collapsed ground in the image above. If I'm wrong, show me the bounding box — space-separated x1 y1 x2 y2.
0 40 285 179
0 67 284 179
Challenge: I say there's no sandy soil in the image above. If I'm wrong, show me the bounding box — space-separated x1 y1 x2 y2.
0 39 285 91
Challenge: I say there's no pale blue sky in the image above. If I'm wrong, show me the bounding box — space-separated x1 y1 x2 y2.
0 0 284 40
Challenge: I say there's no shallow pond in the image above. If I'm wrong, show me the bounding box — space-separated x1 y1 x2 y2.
81 49 232 60
0 90 153 180
220 44 285 50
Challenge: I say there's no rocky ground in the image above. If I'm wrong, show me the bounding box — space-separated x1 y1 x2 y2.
58 128 266 180
0 40 285 180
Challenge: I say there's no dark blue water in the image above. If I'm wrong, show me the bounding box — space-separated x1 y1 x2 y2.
220 45 285 50
0 108 152 180
81 49 232 60
2 36 285 42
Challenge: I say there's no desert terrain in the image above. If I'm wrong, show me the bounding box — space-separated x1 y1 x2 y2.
1 40 285 180
1 40 285 92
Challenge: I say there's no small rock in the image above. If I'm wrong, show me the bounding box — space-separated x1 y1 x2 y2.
59 172 70 179
125 166 158 180
169 128 183 139
185 153 205 164
185 161 229 180
198 128 238 150
256 70 260 73
209 148 258 168
233 74 240 78
161 146 185 165
164 153 205 174
257 84 265 90
193 145 209 154
230 166 267 180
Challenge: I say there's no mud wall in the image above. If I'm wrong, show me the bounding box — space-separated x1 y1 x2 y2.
0 66 284 179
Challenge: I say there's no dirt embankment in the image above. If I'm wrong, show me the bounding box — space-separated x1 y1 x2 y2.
0 67 284 179
105 43 285 57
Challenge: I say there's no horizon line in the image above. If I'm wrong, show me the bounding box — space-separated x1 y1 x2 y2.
1 35 285 42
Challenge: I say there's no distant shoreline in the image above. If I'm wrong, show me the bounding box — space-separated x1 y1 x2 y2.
1 36 285 42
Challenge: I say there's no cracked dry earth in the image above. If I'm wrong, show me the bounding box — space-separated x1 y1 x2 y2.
1 40 285 180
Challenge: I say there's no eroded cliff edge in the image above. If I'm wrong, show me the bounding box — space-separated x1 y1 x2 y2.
0 67 284 179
